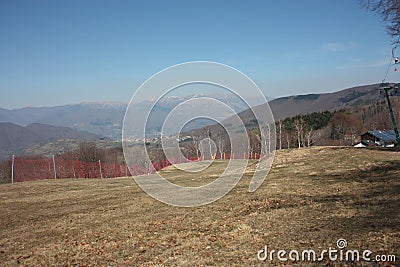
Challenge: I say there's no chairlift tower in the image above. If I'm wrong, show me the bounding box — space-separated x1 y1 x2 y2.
379 83 400 147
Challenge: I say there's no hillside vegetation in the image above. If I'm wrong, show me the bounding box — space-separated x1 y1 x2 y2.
0 123 100 160
0 147 399 266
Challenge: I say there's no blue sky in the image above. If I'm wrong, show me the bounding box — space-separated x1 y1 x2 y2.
0 0 397 108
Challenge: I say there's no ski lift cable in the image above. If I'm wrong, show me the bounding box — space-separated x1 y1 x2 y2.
381 36 400 84
381 45 397 84
381 54 393 84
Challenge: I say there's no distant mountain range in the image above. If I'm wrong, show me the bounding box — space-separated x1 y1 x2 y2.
0 94 263 139
0 123 99 160
0 102 126 139
0 83 399 160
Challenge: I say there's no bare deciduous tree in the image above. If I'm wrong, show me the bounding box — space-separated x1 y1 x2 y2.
203 127 213 159
286 132 290 149
215 130 226 159
78 142 105 162
254 124 273 155
305 127 313 147
304 127 322 147
278 121 282 150
264 124 273 154
190 131 201 158
294 119 305 148
363 0 400 44
249 129 261 158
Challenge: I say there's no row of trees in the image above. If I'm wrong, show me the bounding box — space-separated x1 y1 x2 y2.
186 126 231 159
248 100 399 152
182 110 337 158
59 142 124 164
278 111 335 148
181 104 397 159
246 110 337 153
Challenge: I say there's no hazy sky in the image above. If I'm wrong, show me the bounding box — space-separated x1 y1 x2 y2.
0 0 398 109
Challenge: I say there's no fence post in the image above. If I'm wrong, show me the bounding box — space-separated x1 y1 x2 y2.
52 155 57 179
11 155 15 183
99 160 103 178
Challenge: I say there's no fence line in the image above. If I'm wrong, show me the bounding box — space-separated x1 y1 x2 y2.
8 152 262 183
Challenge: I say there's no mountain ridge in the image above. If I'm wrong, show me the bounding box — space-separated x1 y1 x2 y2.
0 123 99 160
238 83 394 123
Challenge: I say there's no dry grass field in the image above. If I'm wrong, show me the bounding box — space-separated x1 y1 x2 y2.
0 147 399 266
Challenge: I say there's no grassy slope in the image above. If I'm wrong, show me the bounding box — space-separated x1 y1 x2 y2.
0 147 399 266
